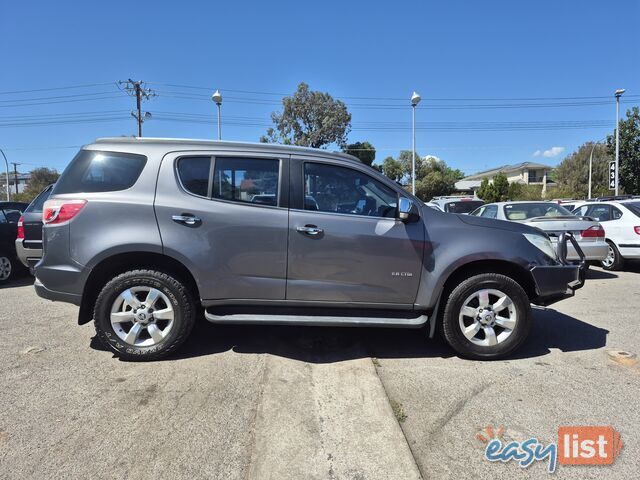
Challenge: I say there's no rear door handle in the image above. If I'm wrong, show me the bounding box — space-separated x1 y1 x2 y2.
172 214 201 226
296 225 323 236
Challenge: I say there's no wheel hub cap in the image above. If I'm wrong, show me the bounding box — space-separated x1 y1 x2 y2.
458 288 518 347
110 287 174 347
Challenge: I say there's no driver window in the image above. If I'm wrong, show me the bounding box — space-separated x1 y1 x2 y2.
304 163 397 218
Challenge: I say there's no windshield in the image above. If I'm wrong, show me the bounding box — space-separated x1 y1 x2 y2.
445 200 484 214
504 203 573 220
624 201 640 218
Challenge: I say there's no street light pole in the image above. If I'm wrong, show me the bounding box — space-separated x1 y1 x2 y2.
614 89 625 196
0 148 10 201
212 90 222 140
410 91 421 195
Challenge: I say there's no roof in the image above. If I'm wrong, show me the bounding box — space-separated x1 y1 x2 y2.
455 180 482 190
92 137 361 163
463 161 552 180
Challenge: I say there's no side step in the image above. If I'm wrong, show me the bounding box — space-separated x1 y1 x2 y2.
204 311 428 328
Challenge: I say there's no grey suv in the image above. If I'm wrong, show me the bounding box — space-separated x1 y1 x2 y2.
35 138 584 361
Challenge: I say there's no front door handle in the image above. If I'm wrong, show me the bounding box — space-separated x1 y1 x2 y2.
172 214 201 226
296 225 323 236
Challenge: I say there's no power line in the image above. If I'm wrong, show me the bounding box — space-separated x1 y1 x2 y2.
0 82 114 96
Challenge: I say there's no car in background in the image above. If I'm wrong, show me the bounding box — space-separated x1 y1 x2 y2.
0 201 29 282
571 200 640 270
425 202 443 211
430 196 484 214
16 184 54 272
470 201 608 263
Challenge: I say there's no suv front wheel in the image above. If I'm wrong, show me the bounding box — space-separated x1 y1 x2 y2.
441 273 531 360
94 269 196 361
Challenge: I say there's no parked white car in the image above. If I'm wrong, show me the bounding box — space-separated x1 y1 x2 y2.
470 201 608 262
572 200 640 270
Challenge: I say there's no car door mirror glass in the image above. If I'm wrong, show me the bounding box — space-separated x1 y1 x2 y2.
398 197 419 222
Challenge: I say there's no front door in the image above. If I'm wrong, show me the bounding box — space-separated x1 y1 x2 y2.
155 152 289 301
286 158 424 305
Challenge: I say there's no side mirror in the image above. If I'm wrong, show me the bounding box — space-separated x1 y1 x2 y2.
398 197 420 223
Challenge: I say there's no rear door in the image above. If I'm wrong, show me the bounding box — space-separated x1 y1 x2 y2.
154 151 289 301
286 157 424 305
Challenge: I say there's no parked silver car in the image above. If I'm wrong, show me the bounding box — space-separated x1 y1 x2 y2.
471 201 608 262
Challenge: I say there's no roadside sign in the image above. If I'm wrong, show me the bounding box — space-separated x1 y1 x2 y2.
609 161 616 190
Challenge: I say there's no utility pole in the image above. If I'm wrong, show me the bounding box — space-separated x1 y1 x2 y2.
118 80 156 137
10 162 20 195
0 148 10 201
614 89 625 196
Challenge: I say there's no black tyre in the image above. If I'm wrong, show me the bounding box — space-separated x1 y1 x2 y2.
441 273 531 360
0 253 16 283
601 240 624 271
94 269 196 361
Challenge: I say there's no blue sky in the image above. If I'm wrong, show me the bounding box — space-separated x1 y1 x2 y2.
1 0 638 175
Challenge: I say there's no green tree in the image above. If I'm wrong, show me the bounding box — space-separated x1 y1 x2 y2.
380 156 404 183
13 167 59 203
493 172 510 201
477 173 509 202
260 82 351 148
607 106 640 194
377 151 462 200
555 142 612 198
477 178 498 202
415 156 464 200
344 141 375 166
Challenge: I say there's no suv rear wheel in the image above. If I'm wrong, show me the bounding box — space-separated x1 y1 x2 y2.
441 273 531 360
94 269 196 361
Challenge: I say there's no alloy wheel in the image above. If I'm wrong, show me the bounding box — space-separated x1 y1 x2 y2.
110 286 175 347
0 257 12 281
602 246 615 268
458 288 517 347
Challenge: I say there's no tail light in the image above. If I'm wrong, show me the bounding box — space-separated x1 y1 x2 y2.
17 216 24 239
634 226 640 235
43 199 87 225
581 225 605 238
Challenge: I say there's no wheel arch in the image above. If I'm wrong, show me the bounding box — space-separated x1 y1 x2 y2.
78 251 200 325
440 259 537 302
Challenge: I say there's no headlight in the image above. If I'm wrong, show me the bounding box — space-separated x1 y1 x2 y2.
523 233 557 260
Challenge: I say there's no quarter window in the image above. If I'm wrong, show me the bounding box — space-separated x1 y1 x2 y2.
212 157 279 206
54 150 147 194
587 205 611 222
303 163 397 218
177 157 211 197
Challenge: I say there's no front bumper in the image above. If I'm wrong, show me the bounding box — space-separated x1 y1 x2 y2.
531 232 586 306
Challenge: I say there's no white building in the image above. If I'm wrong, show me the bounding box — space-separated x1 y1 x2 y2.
455 162 554 195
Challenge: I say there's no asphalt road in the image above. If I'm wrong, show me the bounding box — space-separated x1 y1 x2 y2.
0 265 638 479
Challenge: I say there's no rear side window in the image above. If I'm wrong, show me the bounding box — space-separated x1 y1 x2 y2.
212 157 279 205
177 157 211 197
25 185 53 213
53 150 147 194
625 202 640 218
446 200 484 214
